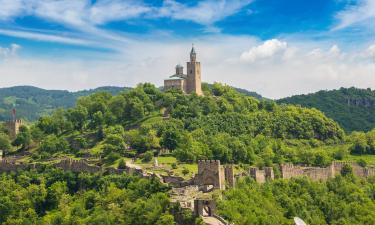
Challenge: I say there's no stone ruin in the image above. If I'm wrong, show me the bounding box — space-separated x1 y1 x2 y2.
281 161 375 181
249 167 274 183
193 160 235 191
0 159 26 172
55 158 101 173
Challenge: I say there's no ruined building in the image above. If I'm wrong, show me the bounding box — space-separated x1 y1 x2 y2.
5 109 22 139
194 160 234 191
164 45 203 96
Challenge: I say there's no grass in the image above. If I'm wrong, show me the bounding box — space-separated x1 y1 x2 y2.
129 156 198 179
310 143 375 165
344 154 375 165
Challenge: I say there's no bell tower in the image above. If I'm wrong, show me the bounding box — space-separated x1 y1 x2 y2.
186 44 203 96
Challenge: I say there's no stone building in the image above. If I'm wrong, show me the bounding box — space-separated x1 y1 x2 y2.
5 109 22 139
194 160 234 191
164 45 203 96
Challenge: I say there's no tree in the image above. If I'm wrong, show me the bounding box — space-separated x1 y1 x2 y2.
12 125 31 150
118 159 126 169
341 164 353 177
0 133 11 153
142 151 154 163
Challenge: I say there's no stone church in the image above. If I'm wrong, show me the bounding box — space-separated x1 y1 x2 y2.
164 46 203 95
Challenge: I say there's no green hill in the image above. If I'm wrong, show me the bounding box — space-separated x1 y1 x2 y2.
277 87 375 132
0 86 129 122
0 85 262 122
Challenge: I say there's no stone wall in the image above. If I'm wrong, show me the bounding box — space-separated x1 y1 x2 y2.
281 162 375 181
224 165 235 188
0 159 26 172
195 160 225 190
249 167 274 183
54 158 101 173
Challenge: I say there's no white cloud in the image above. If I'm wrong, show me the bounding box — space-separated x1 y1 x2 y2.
363 44 375 57
2 37 375 99
0 29 95 46
157 0 253 25
240 39 288 62
0 43 21 58
334 0 375 30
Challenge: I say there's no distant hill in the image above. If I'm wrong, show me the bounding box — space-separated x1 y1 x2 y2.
0 86 129 121
278 87 375 132
203 83 263 99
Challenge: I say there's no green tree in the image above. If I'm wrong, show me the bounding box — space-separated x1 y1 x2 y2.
12 125 31 150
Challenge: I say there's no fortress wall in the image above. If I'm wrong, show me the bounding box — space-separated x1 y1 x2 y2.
281 164 305 179
0 159 26 172
366 167 375 176
302 167 332 181
54 159 101 173
281 162 375 181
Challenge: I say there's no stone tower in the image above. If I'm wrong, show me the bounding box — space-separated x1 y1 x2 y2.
5 109 22 139
186 45 203 96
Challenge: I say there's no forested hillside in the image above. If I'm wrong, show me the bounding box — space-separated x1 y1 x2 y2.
278 87 375 132
3 83 347 167
1 83 375 225
0 168 202 225
0 85 261 122
0 86 128 121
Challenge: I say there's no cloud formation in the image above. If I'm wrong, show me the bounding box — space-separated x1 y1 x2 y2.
240 39 288 62
0 43 20 58
2 37 375 99
334 0 375 30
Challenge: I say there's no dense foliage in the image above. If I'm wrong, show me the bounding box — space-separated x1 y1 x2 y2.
0 85 261 122
0 86 127 121
278 87 375 132
0 168 201 225
218 175 375 225
25 83 345 165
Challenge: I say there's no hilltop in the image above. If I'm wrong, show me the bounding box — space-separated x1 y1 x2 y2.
278 87 375 132
0 85 262 122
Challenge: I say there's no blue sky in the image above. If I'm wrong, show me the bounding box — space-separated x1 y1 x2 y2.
0 0 374 98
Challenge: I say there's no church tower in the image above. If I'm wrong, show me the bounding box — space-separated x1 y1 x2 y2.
186 45 203 96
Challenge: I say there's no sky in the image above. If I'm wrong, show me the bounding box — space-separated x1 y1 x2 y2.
0 0 375 99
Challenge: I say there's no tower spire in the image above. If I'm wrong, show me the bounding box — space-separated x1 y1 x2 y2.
190 43 196 62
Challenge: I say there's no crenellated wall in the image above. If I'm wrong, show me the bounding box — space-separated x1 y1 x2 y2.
249 167 274 183
54 158 101 173
280 162 375 181
0 159 26 172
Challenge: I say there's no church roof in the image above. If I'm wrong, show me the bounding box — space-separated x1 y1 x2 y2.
165 73 187 80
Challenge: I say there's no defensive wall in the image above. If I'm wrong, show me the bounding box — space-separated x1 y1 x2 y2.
280 161 375 181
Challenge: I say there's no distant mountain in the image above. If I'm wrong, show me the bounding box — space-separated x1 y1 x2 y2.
278 87 375 132
0 86 129 121
203 83 263 99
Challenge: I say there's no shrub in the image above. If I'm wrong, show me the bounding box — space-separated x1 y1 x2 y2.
118 159 127 169
182 167 189 176
357 159 367 167
142 150 154 163
105 152 121 164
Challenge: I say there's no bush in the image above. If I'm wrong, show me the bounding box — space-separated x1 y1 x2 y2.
357 159 367 167
105 152 121 164
182 167 189 176
341 164 353 177
171 163 177 169
142 150 154 163
118 159 127 169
